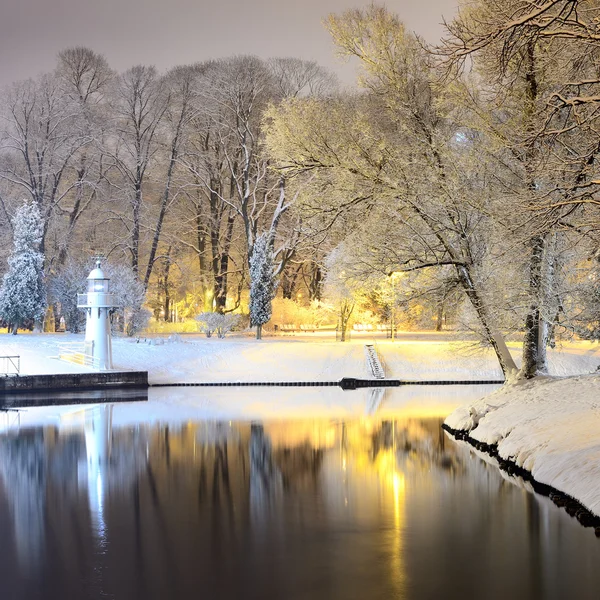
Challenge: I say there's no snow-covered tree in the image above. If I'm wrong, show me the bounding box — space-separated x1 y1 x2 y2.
110 65 168 275
266 6 519 375
0 75 89 258
0 201 46 334
438 0 593 379
100 262 150 336
323 246 365 342
249 233 277 339
47 259 87 332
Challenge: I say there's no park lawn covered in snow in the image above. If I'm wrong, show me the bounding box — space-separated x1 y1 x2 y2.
378 338 600 380
0 333 371 382
3 332 600 383
445 375 600 517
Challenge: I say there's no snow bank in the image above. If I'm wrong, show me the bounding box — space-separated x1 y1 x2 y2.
445 375 600 516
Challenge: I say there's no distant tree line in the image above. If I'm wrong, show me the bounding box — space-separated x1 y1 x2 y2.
0 50 334 334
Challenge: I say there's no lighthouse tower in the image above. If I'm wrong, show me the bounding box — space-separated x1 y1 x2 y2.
77 260 114 370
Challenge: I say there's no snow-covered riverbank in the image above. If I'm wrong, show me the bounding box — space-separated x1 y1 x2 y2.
445 375 600 519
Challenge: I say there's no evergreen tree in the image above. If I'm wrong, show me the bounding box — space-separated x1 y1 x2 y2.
0 201 46 334
249 233 277 340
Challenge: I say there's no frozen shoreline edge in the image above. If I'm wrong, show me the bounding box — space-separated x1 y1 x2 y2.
442 422 600 535
443 374 600 535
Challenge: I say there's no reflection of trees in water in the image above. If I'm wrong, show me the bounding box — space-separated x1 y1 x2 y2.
0 424 94 591
272 444 324 492
0 430 48 570
368 418 465 476
0 413 483 599
249 424 282 519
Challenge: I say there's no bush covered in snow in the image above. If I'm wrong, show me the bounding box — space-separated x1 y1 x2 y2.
196 312 240 338
48 260 87 332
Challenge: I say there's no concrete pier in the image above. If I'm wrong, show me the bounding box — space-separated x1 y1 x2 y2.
0 371 148 394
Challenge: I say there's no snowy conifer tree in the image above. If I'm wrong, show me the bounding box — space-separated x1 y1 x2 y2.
0 201 46 334
249 233 277 340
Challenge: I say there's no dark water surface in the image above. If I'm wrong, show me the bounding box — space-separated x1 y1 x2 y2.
0 388 599 600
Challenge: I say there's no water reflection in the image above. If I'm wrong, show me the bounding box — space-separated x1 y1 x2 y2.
0 387 148 409
0 398 599 600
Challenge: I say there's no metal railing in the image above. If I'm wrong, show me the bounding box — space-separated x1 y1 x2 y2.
77 292 115 308
57 342 102 369
1 408 21 430
364 344 385 379
0 355 20 376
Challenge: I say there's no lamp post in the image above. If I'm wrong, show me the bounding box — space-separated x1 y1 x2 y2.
389 272 401 342
77 259 115 369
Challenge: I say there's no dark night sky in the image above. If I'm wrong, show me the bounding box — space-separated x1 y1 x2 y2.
0 0 457 87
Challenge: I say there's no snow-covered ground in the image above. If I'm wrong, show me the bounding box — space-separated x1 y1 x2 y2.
378 338 600 380
445 375 600 517
2 331 600 383
0 331 500 426
0 333 370 382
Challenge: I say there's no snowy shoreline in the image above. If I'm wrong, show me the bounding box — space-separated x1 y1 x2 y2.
444 375 600 527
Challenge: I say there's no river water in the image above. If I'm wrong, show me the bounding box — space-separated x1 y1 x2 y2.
0 386 599 600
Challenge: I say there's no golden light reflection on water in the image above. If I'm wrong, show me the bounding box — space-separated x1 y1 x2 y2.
3 391 600 600
391 470 406 592
326 419 409 596
0 400 463 598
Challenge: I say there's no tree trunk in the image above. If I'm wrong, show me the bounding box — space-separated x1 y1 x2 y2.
521 234 547 378
58 165 86 266
131 178 142 275
144 134 179 289
162 248 172 322
456 264 517 377
338 300 355 343
194 201 211 311
307 264 323 301
519 42 548 379
435 304 444 332
214 210 236 313
282 264 302 299
256 324 262 340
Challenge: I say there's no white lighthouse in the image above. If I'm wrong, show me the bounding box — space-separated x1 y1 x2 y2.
77 260 114 370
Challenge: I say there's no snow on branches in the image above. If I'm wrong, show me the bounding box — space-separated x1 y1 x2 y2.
249 233 277 339
0 201 46 333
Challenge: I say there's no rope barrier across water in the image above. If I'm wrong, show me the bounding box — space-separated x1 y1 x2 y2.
150 378 505 390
